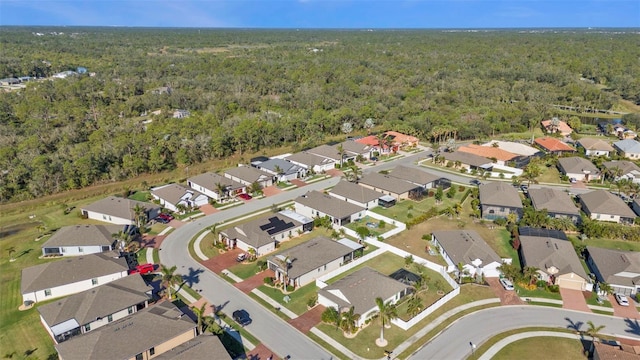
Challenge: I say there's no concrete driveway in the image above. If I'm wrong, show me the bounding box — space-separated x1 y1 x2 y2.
560 288 591 312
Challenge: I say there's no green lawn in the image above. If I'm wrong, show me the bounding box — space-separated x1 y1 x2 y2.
256 282 319 315
324 252 406 285
128 191 151 202
371 186 469 223
516 285 562 300
344 215 396 238
491 336 586 360
569 235 640 252
536 165 562 184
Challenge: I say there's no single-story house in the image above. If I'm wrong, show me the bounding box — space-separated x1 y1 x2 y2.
387 165 445 190
153 334 231 360
252 158 307 182
577 138 614 157
541 118 573 137
633 199 640 217
519 231 590 291
307 144 345 163
612 125 637 140
285 151 336 173
478 182 523 220
579 190 637 224
21 253 129 305
613 139 640 160
224 165 274 188
527 188 581 224
592 341 640 360
38 274 151 344
151 183 208 213
267 236 363 288
295 190 366 227
557 157 601 182
602 160 640 184
458 144 517 166
357 172 423 200
219 210 313 256
328 180 383 209
384 131 419 148
481 140 541 157
355 135 395 154
431 230 503 278
55 301 197 360
340 140 374 159
534 137 576 154
187 172 246 202
440 151 492 173
81 196 161 226
586 246 640 296
318 267 411 327
41 224 123 257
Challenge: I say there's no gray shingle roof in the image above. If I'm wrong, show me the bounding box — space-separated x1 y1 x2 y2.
329 181 383 203
55 301 196 360
432 230 502 266
82 196 160 220
602 161 640 176
151 183 204 205
285 152 335 168
153 334 231 360
296 190 364 219
307 144 342 161
580 190 637 218
220 213 303 249
527 188 580 216
187 172 245 192
578 138 614 152
587 246 640 288
340 140 371 155
614 139 640 154
224 166 272 183
519 234 588 280
41 224 123 249
478 182 523 208
358 172 421 195
388 165 440 186
319 267 410 315
38 274 151 329
557 157 599 175
442 151 491 167
268 236 359 279
21 254 128 294
256 158 302 175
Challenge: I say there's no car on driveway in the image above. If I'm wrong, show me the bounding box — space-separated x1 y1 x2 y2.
158 213 174 222
236 253 247 262
615 293 630 307
470 179 482 186
499 278 515 291
520 184 529 193
238 193 252 201
233 309 252 326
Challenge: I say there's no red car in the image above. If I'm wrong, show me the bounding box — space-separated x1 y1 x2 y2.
158 213 174 221
238 193 252 200
129 263 156 275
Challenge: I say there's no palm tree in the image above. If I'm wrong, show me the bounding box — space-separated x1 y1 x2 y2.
337 144 345 167
248 181 262 195
7 246 16 262
598 282 612 296
407 295 423 318
215 182 227 202
522 266 539 285
160 265 183 300
346 165 362 182
191 302 209 334
585 320 605 348
321 307 340 329
456 262 469 283
339 306 360 335
375 297 398 346
132 204 147 229
113 230 138 253
276 255 293 291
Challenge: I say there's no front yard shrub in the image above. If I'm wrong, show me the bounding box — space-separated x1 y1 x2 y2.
307 294 318 308
547 285 560 293
264 277 274 285
378 220 386 229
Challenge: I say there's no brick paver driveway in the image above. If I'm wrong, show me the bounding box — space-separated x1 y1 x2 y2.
486 277 524 305
325 168 343 177
235 270 275 294
199 204 219 215
141 234 166 249
290 178 307 188
609 294 640 319
560 288 591 312
288 305 325 333
262 185 282 197
201 248 243 273
246 343 277 360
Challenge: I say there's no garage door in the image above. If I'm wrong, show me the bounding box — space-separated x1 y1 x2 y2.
558 277 584 290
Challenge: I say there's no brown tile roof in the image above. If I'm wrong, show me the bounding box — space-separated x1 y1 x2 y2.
478 182 523 209
534 137 576 152
384 131 419 145
593 342 640 360
580 190 637 218
458 144 517 162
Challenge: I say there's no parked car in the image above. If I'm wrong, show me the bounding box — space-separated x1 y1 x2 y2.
238 193 252 200
158 213 174 221
233 309 252 326
615 293 630 307
470 179 481 186
129 263 156 275
236 253 247 262
569 177 577 183
499 278 515 291
520 184 529 193
155 217 169 224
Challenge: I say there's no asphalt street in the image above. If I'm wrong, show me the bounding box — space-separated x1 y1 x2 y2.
409 306 640 360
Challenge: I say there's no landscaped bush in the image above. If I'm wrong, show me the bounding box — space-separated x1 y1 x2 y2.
264 277 274 285
458 185 465 192
307 294 318 308
494 218 507 226
286 285 295 292
547 285 560 293
536 280 547 288
378 220 386 228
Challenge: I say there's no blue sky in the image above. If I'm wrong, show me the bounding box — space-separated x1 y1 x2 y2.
1 1 638 28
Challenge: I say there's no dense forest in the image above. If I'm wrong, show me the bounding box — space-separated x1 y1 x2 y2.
0 27 639 203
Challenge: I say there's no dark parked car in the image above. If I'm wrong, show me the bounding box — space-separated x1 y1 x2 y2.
233 309 252 326
470 179 481 186
520 184 529 193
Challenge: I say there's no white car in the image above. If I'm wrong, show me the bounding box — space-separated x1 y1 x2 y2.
615 293 630 307
499 278 514 291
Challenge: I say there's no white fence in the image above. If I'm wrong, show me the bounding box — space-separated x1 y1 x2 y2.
315 248 386 290
391 287 461 330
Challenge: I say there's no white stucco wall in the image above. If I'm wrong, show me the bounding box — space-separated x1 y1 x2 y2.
22 271 128 304
42 245 110 257
84 210 133 225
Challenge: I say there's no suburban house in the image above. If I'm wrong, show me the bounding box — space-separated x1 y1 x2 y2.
478 182 523 220
224 165 274 188
431 230 503 278
355 135 395 154
577 138 614 157
219 210 313 256
384 131 419 148
150 183 208 213
481 140 541 157
586 246 640 296
518 229 590 291
21 253 129 305
328 180 383 209
602 160 640 184
612 125 637 140
613 139 640 160
357 172 423 200
187 172 246 202
440 151 492 173
81 196 161 225
579 190 637 224
341 140 374 160
285 151 336 173
557 157 601 182
593 342 640 360
458 144 517 166
534 137 576 154
38 274 151 344
153 334 231 360
387 165 446 190
41 224 123 257
541 118 573 137
252 158 307 182
634 199 640 217
317 267 411 327
267 236 363 288
307 144 345 163
295 190 366 227
55 301 197 360
527 188 581 224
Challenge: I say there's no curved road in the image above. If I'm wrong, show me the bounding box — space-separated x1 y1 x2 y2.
409 306 640 360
